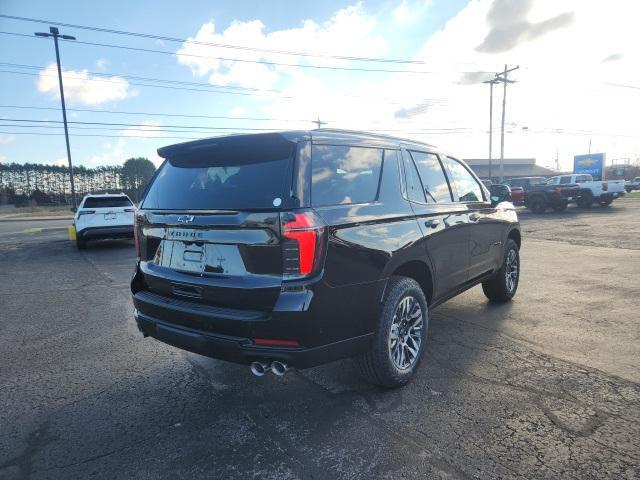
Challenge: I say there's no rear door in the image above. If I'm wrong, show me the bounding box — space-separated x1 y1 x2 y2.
443 156 504 281
400 148 469 299
136 133 297 311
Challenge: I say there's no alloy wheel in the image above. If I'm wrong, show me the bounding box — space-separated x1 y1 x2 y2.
389 295 423 370
505 248 519 293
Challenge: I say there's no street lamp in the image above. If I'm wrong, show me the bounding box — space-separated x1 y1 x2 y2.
34 27 78 209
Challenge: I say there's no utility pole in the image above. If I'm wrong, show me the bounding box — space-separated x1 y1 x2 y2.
495 64 519 183
35 27 78 209
313 116 327 129
483 78 499 181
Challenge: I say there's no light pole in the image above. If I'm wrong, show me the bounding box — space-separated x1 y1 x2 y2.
35 26 78 209
495 65 519 183
483 78 499 181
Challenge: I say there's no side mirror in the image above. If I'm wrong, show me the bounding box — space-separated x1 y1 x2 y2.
489 184 512 205
71 207 77 213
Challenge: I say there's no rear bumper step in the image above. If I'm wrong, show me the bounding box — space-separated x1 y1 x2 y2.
134 310 373 369
78 225 134 239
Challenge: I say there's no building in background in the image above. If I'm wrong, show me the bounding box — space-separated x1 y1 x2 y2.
464 158 559 182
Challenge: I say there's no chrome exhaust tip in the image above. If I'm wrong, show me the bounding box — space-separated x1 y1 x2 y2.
271 360 289 376
250 361 271 377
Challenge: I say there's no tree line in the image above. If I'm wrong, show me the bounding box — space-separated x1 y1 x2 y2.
0 158 156 206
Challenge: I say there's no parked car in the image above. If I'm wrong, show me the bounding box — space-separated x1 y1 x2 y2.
73 193 136 249
504 177 579 213
131 130 521 387
625 177 640 193
546 174 625 207
502 184 524 205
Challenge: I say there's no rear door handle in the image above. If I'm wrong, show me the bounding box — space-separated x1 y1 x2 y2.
424 219 441 228
469 213 481 222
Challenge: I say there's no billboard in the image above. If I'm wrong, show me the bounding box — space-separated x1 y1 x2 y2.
574 153 605 180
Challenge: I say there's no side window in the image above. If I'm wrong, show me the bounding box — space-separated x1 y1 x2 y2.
402 153 426 203
546 177 559 185
311 145 383 207
409 151 452 203
560 176 572 184
445 157 484 202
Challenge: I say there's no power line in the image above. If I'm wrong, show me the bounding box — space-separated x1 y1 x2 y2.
0 104 311 123
0 13 435 65
0 130 202 140
0 61 282 94
0 117 475 133
1 31 449 75
0 62 451 105
0 68 451 107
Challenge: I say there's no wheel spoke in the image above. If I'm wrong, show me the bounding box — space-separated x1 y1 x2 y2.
388 295 426 370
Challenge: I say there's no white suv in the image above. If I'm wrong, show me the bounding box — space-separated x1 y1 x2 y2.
74 193 136 249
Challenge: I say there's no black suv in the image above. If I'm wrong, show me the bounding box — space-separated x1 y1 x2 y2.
131 130 520 387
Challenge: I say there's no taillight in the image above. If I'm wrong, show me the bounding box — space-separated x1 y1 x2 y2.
133 215 141 257
78 210 96 216
602 182 608 191
281 210 326 278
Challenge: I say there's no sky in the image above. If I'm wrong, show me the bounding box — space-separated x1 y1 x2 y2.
0 0 639 172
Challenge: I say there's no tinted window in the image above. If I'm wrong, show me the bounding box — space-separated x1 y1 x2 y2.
142 138 294 210
402 153 426 203
560 176 573 184
83 196 132 208
311 145 383 206
445 157 484 202
409 151 452 203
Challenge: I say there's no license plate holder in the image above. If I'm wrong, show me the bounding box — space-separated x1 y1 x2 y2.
104 212 117 220
156 229 247 275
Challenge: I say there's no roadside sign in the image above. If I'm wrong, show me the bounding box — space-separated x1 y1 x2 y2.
574 153 605 180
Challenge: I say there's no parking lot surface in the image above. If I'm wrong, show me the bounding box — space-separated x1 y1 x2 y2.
1 201 639 479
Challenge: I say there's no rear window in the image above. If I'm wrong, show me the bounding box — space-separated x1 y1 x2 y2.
311 145 383 206
142 135 295 210
83 196 132 208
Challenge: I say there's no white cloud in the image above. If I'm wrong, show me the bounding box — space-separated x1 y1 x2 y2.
263 0 640 170
95 58 108 71
393 0 432 25
176 4 388 90
37 64 135 105
85 139 126 167
0 134 16 145
121 121 163 138
229 106 247 117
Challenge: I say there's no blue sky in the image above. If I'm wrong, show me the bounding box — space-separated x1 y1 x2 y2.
1 0 638 170
0 0 466 166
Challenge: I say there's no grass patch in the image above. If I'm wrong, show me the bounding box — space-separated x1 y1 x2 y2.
625 191 640 199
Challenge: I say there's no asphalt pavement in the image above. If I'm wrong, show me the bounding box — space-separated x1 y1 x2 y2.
1 202 638 479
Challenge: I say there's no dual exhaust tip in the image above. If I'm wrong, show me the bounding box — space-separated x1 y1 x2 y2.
250 360 289 377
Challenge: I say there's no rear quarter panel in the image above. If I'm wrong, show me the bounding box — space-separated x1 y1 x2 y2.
313 149 425 336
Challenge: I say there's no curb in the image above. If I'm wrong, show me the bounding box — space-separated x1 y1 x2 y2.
0 216 74 222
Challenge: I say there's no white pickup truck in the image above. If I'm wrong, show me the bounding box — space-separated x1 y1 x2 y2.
545 174 626 207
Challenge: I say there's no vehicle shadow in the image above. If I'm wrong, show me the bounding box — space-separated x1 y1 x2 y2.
82 238 135 250
11 290 636 479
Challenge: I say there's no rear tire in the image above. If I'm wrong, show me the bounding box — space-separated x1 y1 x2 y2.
599 197 613 206
482 239 520 303
528 196 546 214
357 276 428 388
